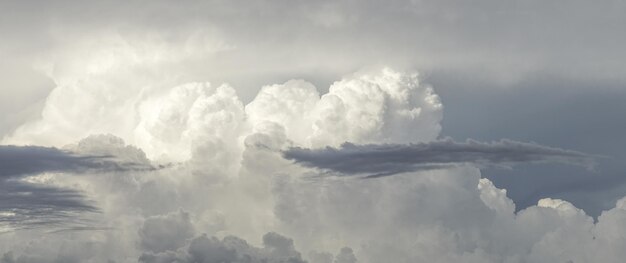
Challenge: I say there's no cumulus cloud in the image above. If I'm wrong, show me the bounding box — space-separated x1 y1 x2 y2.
1 0 626 261
1 67 626 263
284 138 596 178
245 67 442 148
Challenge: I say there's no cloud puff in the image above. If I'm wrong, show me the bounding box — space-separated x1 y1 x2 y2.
134 82 246 167
309 68 442 146
284 138 596 178
246 68 442 148
245 80 320 146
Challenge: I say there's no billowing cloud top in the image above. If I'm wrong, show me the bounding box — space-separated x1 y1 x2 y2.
0 60 623 263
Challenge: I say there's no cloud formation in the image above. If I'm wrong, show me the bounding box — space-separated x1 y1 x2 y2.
0 135 155 231
1 0 626 261
0 144 151 178
0 181 98 231
1 68 626 263
0 145 103 177
284 138 596 178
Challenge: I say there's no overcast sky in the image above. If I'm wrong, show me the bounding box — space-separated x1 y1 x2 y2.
1 0 625 262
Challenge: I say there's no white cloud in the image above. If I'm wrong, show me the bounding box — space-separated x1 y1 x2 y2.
309 68 442 146
1 67 626 263
246 80 320 146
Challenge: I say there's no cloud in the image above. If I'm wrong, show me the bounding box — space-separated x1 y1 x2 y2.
0 68 448 261
1 1 626 262
139 232 308 263
2 67 626 263
334 247 358 263
0 145 105 178
0 145 151 179
0 134 155 231
139 210 195 253
0 181 98 231
2 0 625 112
284 138 596 178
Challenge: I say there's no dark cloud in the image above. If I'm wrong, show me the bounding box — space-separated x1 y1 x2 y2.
0 145 134 178
0 143 154 230
0 181 98 231
284 138 596 178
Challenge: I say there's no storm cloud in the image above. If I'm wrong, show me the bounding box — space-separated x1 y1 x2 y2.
284 138 596 178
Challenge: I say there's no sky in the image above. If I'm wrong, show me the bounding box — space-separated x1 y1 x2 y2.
1 0 625 262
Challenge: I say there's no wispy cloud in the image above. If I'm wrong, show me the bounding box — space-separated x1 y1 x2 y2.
284 138 597 178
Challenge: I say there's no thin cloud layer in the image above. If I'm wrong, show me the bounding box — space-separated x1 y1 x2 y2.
284 138 596 178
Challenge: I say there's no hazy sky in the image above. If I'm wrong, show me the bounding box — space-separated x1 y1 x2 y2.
1 1 625 262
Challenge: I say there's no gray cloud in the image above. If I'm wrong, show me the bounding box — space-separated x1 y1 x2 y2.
139 232 308 263
284 138 596 178
0 141 155 230
0 145 129 178
0 145 103 230
139 210 195 253
0 181 98 231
